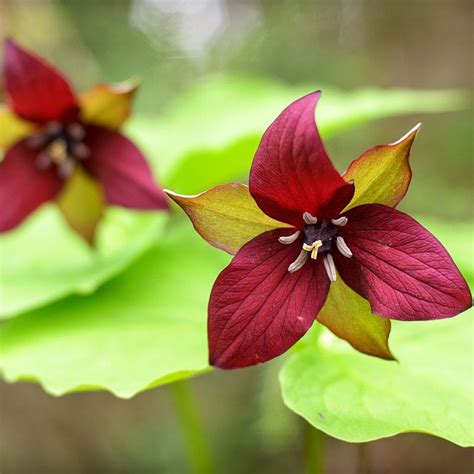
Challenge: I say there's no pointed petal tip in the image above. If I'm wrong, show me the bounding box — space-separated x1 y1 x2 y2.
124 75 143 90
4 36 17 50
4 37 22 60
99 77 141 96
380 347 397 362
390 122 422 147
4 37 30 60
163 188 182 198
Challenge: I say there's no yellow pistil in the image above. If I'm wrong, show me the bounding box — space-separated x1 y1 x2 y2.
47 138 68 164
302 239 323 260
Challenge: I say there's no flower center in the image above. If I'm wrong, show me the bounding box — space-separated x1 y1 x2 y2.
278 212 353 281
302 219 338 257
26 121 90 179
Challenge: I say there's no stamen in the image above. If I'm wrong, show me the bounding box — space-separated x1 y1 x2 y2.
26 134 48 149
303 212 318 225
72 142 90 160
331 216 348 226
57 159 75 179
67 123 86 141
48 139 68 164
323 253 337 282
302 239 323 260
45 121 62 135
288 249 310 273
36 152 52 169
278 230 301 245
336 236 352 258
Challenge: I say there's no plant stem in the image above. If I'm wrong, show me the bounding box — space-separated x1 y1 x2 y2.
304 424 325 474
357 442 370 474
169 380 215 474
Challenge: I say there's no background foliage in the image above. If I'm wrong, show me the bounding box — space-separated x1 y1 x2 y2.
1 0 472 473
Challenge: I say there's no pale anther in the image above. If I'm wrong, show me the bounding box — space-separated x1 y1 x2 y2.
58 160 75 179
278 230 301 245
331 216 348 226
36 152 52 169
303 212 318 225
68 123 86 141
48 139 68 164
323 253 337 282
72 142 90 160
302 240 323 260
45 121 62 135
288 249 310 273
336 236 352 258
26 134 48 149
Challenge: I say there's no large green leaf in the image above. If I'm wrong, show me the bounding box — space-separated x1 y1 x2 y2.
0 224 229 398
280 311 473 446
0 206 166 319
128 75 466 193
279 219 474 447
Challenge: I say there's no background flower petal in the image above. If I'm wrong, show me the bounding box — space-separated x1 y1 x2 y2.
0 140 62 231
335 204 472 321
82 125 168 210
317 276 394 360
79 81 138 130
343 124 420 210
56 166 105 245
0 106 34 150
209 229 330 369
166 183 289 255
249 91 354 227
4 39 78 123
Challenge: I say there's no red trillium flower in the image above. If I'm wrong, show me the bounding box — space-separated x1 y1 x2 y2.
167 91 472 369
0 39 168 244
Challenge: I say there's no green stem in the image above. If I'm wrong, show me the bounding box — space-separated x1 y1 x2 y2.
304 424 325 474
169 380 215 474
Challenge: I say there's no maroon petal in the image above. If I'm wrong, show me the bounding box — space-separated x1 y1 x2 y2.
208 229 330 369
82 126 168 210
249 92 354 228
4 39 79 124
334 204 472 321
0 140 62 231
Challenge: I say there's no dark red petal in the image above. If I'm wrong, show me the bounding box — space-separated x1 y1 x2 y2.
0 140 62 231
208 229 330 369
335 204 472 321
4 38 78 123
82 126 168 210
249 92 354 228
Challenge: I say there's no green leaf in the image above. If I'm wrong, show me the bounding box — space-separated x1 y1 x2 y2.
0 205 166 319
280 217 474 446
0 224 230 398
128 75 466 194
280 310 473 446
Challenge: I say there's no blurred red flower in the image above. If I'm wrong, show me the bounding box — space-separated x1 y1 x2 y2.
0 39 168 244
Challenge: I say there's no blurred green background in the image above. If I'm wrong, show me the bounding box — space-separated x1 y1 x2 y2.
0 0 472 472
